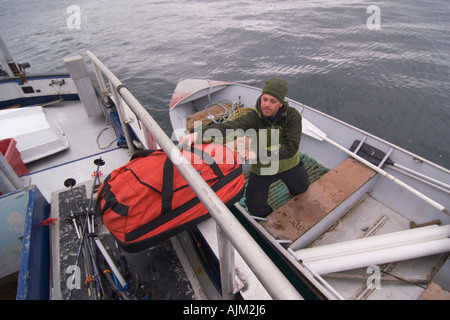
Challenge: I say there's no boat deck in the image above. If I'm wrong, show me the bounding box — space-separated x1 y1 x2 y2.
16 100 203 300
25 100 130 202
309 195 450 300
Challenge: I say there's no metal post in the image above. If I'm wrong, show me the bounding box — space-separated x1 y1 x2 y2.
110 80 136 154
217 224 235 300
0 153 23 193
91 63 108 95
64 55 103 118
0 35 16 77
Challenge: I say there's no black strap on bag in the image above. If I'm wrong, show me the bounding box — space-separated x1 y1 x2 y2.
161 158 174 214
130 149 157 160
160 146 226 214
189 146 224 179
95 174 130 216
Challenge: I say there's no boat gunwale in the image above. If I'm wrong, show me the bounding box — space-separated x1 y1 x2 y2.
168 78 450 299
170 79 450 174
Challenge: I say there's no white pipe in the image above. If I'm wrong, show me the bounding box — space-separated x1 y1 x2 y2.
288 248 345 300
0 168 16 194
86 51 303 300
305 238 450 275
0 153 23 192
0 35 15 77
94 237 128 289
393 163 450 191
389 164 450 194
217 224 236 300
295 225 450 262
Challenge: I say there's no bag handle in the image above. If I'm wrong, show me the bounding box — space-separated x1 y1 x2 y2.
190 146 224 178
160 145 224 214
130 149 157 160
161 157 174 214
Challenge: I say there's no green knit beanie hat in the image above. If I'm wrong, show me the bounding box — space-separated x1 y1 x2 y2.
262 78 288 103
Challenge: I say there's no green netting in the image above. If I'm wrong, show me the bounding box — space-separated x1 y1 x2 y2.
239 153 330 212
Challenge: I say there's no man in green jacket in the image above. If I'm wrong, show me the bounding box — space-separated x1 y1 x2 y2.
180 78 309 217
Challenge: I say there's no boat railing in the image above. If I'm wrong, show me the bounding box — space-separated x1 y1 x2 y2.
85 51 312 300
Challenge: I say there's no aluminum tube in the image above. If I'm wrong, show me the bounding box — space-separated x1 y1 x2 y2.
94 237 128 289
217 224 236 300
296 225 450 262
0 153 23 192
0 169 16 194
392 162 450 191
0 35 15 77
306 238 450 275
86 51 303 300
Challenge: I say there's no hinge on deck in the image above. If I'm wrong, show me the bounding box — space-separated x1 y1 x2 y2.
234 269 248 294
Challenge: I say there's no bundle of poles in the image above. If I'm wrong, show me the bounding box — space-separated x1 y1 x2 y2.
65 158 137 300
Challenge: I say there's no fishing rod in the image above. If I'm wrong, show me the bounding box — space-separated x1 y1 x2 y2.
65 177 101 300
67 158 105 300
70 209 134 300
66 158 136 300
71 208 102 300
66 158 104 300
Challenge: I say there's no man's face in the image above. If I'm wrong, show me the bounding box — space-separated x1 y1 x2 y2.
261 94 283 117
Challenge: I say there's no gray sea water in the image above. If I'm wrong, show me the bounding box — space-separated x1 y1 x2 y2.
1 0 449 168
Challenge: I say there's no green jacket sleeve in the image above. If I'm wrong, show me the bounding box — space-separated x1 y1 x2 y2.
277 107 302 160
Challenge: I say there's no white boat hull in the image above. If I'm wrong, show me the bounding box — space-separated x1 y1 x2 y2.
169 78 450 300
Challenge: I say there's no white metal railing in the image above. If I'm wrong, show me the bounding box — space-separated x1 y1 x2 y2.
86 51 305 300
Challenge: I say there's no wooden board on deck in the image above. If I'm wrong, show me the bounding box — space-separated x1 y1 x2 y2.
419 282 450 300
261 158 377 242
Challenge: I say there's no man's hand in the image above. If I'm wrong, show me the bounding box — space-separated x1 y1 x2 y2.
244 150 257 161
179 132 199 147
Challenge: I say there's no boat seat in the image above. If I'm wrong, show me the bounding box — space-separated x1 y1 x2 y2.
261 158 377 242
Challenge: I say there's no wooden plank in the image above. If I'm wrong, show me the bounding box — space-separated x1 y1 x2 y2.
419 282 450 300
261 158 377 242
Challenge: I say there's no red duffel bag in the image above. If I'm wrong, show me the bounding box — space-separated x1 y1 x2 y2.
96 143 245 252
